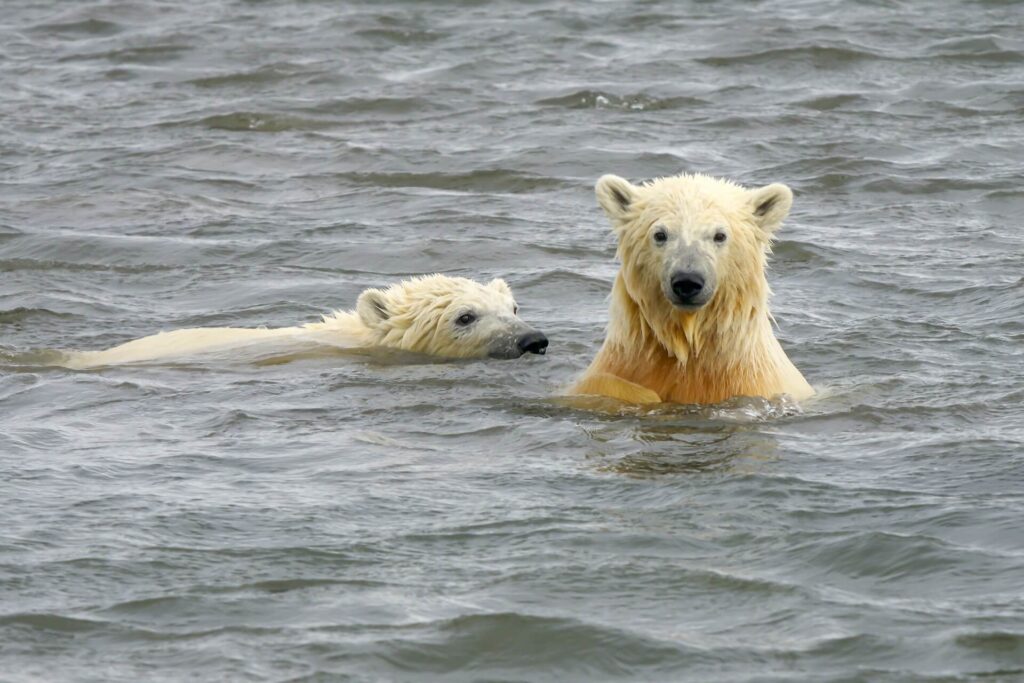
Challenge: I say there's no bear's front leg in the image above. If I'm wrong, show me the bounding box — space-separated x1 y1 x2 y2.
572 372 662 404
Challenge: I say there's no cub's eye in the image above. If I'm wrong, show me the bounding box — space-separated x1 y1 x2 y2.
713 231 727 244
456 312 477 326
653 228 668 244
513 305 519 315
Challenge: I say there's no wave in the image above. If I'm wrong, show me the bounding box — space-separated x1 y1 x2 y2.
57 43 191 65
331 169 569 194
0 307 75 324
197 112 336 133
698 44 883 67
538 90 707 111
187 63 321 89
29 18 123 37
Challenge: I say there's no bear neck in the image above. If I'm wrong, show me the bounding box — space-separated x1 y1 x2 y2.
303 309 386 347
598 273 788 404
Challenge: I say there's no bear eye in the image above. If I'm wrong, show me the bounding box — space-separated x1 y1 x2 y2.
456 312 477 326
653 228 668 245
513 305 519 315
713 230 727 244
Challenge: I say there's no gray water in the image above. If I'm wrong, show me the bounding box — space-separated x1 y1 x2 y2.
2 0 1023 680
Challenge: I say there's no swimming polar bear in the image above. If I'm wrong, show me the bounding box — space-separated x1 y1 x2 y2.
60 274 548 369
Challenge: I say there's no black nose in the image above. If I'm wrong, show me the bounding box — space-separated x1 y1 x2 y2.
671 271 705 302
517 331 548 355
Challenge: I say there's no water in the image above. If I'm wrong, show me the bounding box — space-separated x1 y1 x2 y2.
2 0 1023 680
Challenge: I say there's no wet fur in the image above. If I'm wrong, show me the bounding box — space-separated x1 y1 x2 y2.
572 173 813 405
61 275 532 369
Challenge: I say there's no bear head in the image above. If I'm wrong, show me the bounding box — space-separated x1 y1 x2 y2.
594 172 793 360
355 274 547 359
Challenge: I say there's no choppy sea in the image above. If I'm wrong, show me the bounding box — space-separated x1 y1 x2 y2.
2 1 1023 680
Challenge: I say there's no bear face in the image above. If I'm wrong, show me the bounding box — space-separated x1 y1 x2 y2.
596 173 792 318
354 274 548 359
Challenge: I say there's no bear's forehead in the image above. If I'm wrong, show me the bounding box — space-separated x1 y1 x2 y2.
637 176 749 225
455 286 510 308
406 284 509 311
639 198 730 231
649 200 723 223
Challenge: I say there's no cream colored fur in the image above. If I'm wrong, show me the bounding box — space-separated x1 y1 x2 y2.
62 274 533 369
571 172 813 405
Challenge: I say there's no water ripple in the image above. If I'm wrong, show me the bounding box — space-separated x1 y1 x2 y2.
2 0 1023 680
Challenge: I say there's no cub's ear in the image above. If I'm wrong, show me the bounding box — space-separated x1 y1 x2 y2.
595 174 638 223
487 278 512 297
356 288 390 327
747 183 793 234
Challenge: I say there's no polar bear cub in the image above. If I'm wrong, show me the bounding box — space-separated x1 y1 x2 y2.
61 274 548 369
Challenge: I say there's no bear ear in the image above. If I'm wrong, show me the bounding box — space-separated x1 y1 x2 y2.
595 174 638 223
487 278 512 297
747 183 793 234
356 288 390 327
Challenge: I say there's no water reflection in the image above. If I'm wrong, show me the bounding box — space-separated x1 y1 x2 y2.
527 395 793 476
591 419 780 477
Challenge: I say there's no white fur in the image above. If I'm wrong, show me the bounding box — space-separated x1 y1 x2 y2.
573 172 813 404
61 275 535 368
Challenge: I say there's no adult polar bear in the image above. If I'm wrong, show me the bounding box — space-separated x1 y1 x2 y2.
61 275 548 369
571 173 813 405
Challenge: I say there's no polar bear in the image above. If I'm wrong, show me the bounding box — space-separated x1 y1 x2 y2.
61 274 548 369
571 173 813 405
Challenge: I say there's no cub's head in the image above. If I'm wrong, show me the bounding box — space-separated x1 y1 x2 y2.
595 172 792 316
355 274 547 359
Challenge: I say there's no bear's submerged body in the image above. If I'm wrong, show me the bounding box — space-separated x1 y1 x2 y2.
60 275 548 369
571 173 813 405
60 312 370 369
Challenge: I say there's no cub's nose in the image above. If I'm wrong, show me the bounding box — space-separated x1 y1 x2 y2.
671 271 705 302
517 331 548 355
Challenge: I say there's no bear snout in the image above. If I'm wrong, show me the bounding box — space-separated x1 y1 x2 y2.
669 271 707 307
517 331 548 355
488 329 548 359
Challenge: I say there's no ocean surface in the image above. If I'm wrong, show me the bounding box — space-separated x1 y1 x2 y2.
2 0 1023 680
